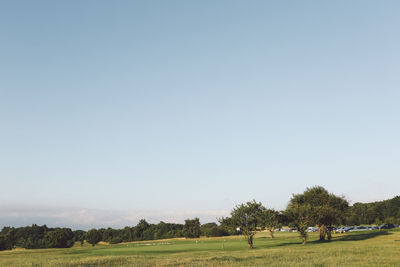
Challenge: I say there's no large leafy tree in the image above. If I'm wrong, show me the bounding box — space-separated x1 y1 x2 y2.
230 200 266 248
285 186 348 244
309 187 348 240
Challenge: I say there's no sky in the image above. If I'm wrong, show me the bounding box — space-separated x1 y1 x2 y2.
1 0 400 230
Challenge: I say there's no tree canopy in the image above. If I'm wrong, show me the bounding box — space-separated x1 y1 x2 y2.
230 200 266 248
183 218 201 238
285 186 349 243
86 229 102 246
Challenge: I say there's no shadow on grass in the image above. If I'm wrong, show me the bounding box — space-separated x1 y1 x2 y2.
274 230 392 247
333 230 392 242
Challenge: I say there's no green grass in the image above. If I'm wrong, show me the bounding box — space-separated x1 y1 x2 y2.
1 229 400 266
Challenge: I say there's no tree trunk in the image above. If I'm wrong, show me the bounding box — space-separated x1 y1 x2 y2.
300 230 307 244
247 235 254 248
319 224 326 240
327 228 332 241
269 229 275 239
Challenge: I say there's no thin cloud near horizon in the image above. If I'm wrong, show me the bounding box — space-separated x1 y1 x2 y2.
0 205 230 230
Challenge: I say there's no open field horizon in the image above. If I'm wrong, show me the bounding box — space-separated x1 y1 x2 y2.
1 229 400 266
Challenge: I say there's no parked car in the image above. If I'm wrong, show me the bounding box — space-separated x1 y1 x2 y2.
379 224 396 229
368 226 379 230
349 226 368 232
335 227 344 233
342 226 354 232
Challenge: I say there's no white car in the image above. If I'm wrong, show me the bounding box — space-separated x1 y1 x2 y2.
349 226 368 232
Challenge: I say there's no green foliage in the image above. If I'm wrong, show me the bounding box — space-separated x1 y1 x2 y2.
0 227 15 250
201 223 230 237
347 196 400 225
134 219 150 240
86 229 102 246
183 218 201 238
43 228 74 248
230 200 266 248
285 186 349 243
0 235 12 251
73 230 86 245
285 200 312 244
0 225 75 250
218 217 240 235
263 209 282 238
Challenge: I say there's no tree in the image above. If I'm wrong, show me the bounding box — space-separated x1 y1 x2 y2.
263 209 281 239
183 218 201 238
0 235 13 251
73 230 86 246
0 227 15 251
303 186 348 240
134 219 150 240
285 186 349 244
43 228 75 248
230 200 266 248
218 216 240 235
200 223 229 237
285 199 312 244
345 196 400 225
86 229 102 246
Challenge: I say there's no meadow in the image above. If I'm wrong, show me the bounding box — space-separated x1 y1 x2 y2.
1 229 399 267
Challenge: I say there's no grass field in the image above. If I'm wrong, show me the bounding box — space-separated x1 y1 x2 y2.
1 229 400 266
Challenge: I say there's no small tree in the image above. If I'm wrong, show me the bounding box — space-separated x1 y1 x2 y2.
230 200 266 248
86 229 102 246
183 218 201 238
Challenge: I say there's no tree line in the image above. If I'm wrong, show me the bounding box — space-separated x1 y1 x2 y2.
0 218 231 250
347 196 400 225
1 186 399 250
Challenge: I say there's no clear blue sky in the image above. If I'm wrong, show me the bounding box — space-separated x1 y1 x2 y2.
1 0 400 229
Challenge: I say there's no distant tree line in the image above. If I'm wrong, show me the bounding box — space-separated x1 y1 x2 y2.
1 186 399 251
0 218 231 250
0 225 74 250
346 196 400 225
